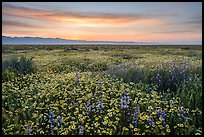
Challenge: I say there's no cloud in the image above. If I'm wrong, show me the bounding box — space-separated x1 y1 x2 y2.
183 19 202 25
2 20 40 28
160 15 202 33
2 3 167 25
155 30 198 34
182 15 202 29
165 14 202 26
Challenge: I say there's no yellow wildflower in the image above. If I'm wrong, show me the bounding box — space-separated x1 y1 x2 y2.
122 127 129 131
140 116 146 121
95 117 99 121
152 111 157 115
145 125 150 128
161 132 166 135
166 128 171 133
173 107 178 112
165 124 170 128
148 106 153 110
104 116 108 120
156 121 161 125
134 128 140 132
158 125 163 129
169 109 174 113
186 108 189 113
134 132 140 135
129 124 134 129
159 117 163 121
178 123 184 128
108 112 112 117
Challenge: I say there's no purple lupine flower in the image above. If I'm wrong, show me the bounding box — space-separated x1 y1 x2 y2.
133 107 139 117
86 102 90 107
99 101 103 109
92 102 96 112
49 111 63 129
97 101 103 112
121 92 130 110
95 102 99 109
94 101 103 112
49 111 57 126
132 106 139 127
79 125 84 135
58 116 63 123
86 102 91 115
51 119 56 126
159 112 166 127
159 79 161 84
49 127 53 134
49 111 54 118
149 118 155 125
87 107 91 115
126 96 130 104
86 101 103 114
149 118 155 131
57 116 63 128
179 109 187 123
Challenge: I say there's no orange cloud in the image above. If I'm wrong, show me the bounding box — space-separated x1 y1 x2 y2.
2 4 165 26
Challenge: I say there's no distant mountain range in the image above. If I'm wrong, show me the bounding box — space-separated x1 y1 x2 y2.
2 36 202 45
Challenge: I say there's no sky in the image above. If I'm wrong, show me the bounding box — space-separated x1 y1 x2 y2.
2 2 202 42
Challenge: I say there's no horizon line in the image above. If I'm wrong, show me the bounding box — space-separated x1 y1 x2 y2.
2 35 202 43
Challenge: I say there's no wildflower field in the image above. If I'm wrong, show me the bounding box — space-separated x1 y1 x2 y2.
2 44 202 135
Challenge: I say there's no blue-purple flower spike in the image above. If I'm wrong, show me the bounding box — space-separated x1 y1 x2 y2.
79 125 84 135
132 106 139 127
121 92 130 110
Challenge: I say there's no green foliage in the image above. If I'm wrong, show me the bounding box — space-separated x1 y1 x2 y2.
2 55 36 75
106 62 146 83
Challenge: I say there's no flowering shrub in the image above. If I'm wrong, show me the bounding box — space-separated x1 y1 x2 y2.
149 60 191 92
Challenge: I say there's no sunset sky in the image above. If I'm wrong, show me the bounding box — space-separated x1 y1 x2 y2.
2 2 202 42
